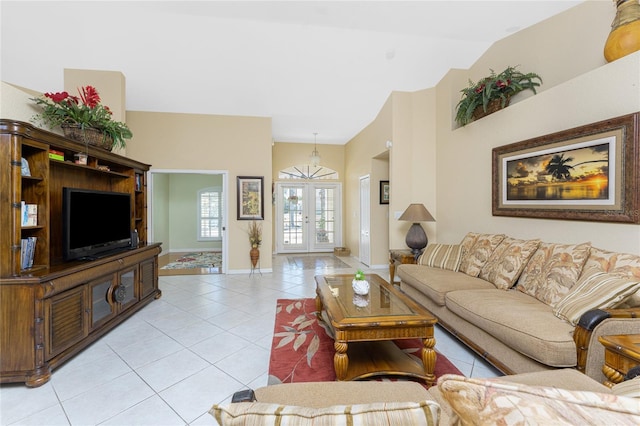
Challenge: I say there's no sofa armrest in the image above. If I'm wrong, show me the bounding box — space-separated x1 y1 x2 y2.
574 307 640 383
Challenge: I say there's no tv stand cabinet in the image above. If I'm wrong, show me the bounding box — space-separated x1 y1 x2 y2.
0 120 161 387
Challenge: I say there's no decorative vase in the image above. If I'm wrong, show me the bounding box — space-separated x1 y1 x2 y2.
250 246 260 268
61 124 113 151
352 279 369 295
471 96 511 121
604 0 640 62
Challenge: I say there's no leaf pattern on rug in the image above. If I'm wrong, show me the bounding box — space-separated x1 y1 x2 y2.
273 300 328 367
268 298 464 387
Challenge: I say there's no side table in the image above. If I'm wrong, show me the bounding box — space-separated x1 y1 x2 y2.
598 334 640 387
389 249 417 284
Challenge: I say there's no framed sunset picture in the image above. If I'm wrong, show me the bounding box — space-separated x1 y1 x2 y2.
492 113 639 223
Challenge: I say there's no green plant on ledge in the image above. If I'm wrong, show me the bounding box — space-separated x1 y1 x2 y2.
455 66 542 127
30 85 132 149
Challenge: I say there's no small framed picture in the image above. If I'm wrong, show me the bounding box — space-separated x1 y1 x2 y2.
237 176 264 220
380 180 389 204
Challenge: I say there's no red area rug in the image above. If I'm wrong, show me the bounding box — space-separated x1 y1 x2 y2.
268 298 462 388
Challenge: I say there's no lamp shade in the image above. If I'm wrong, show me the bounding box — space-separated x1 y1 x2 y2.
398 204 435 222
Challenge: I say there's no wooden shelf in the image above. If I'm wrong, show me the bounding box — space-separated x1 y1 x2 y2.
51 159 131 178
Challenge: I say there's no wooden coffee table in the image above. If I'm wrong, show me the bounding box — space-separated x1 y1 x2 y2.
315 274 438 385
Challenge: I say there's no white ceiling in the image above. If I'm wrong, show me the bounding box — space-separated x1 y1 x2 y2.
1 1 582 144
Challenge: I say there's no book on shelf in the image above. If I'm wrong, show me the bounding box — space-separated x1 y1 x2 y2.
21 236 37 269
49 149 64 161
21 202 38 226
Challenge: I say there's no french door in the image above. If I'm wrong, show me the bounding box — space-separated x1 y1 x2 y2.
275 182 342 253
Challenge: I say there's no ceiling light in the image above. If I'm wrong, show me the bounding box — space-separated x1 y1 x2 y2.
310 132 321 166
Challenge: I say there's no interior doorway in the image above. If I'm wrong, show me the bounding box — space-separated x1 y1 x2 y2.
149 169 228 275
275 182 342 253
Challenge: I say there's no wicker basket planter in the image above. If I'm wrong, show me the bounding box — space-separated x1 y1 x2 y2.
334 247 350 257
471 96 511 121
61 124 113 151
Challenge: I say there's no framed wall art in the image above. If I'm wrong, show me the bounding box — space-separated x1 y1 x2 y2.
237 176 264 220
492 112 639 223
380 180 390 204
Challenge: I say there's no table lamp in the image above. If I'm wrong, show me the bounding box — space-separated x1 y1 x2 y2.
398 203 435 257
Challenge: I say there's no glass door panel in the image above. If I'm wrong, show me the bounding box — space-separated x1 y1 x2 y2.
276 183 341 253
280 185 306 251
311 185 337 251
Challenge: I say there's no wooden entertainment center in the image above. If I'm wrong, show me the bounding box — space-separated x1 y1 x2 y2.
0 120 161 387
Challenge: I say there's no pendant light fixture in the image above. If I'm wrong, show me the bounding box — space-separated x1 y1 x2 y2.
310 132 321 166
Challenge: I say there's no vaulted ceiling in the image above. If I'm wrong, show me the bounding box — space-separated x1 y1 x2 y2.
1 1 582 144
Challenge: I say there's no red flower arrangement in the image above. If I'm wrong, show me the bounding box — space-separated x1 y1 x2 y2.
31 85 132 149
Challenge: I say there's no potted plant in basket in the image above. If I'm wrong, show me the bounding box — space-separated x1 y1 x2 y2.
455 66 542 127
30 85 132 150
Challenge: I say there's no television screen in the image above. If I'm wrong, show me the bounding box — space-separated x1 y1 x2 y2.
63 188 132 260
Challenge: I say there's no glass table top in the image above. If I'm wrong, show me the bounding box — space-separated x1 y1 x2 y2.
317 274 418 319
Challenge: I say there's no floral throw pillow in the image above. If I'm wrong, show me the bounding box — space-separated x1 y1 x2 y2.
438 374 640 425
583 247 640 308
516 242 591 306
458 233 505 278
479 237 541 290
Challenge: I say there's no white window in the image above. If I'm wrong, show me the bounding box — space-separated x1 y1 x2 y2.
198 187 222 241
278 165 338 180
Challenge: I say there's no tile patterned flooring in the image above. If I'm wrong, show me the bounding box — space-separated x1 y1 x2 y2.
0 254 500 425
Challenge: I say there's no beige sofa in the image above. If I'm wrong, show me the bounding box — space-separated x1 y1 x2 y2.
397 232 640 382
211 370 640 425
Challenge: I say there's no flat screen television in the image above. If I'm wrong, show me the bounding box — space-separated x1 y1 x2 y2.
62 187 132 261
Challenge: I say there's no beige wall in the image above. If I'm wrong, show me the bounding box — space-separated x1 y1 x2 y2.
358 1 640 256
344 95 392 267
272 142 345 179
126 111 272 272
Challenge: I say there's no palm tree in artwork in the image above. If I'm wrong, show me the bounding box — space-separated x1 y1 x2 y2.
546 154 575 181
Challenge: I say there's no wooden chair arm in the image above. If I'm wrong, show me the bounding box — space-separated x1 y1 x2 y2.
574 307 640 375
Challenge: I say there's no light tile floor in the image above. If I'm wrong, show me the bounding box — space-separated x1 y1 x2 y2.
0 254 501 425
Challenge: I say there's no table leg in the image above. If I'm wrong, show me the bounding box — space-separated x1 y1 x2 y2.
315 294 323 317
422 336 437 386
389 257 396 284
334 340 349 380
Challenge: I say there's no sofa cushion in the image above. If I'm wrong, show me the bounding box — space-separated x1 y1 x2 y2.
516 241 591 306
438 374 640 426
445 289 576 366
458 233 505 277
553 271 640 325
210 400 440 426
479 237 541 290
583 247 640 308
417 243 462 271
397 264 495 306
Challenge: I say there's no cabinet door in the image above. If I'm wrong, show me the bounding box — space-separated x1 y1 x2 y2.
89 276 116 330
44 286 88 359
116 267 138 312
139 258 157 299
